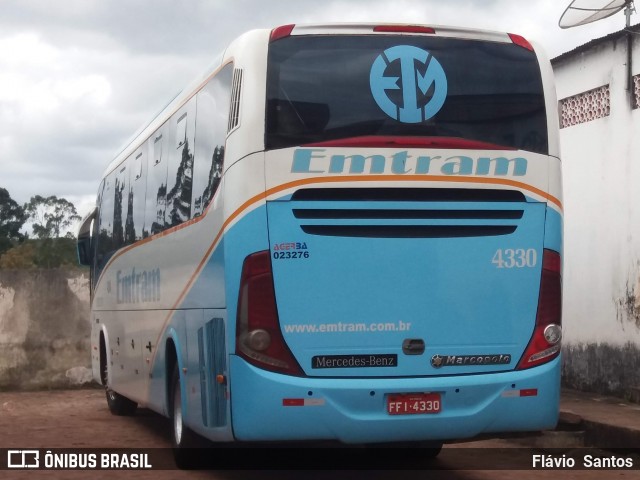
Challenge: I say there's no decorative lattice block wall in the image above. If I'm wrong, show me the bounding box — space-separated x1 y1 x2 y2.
559 85 610 128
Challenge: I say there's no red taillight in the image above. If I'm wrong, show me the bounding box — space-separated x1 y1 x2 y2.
236 251 303 376
517 250 562 370
270 24 295 42
373 25 436 34
508 33 534 52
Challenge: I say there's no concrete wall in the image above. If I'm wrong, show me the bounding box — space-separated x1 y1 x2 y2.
554 30 640 398
0 269 93 390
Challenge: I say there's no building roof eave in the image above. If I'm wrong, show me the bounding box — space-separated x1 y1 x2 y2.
552 22 640 65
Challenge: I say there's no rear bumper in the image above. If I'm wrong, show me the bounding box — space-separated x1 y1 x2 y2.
229 355 560 443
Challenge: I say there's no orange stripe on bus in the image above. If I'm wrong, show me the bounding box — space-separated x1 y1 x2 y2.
264 175 563 211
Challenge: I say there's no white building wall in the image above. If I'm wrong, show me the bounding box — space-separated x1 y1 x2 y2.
553 31 640 396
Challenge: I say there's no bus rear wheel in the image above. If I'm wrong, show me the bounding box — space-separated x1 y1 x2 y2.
170 365 202 468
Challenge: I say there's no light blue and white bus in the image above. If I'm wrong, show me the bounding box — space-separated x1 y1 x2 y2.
78 23 563 458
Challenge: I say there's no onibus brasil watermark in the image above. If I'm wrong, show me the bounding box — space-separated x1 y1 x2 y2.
6 450 152 470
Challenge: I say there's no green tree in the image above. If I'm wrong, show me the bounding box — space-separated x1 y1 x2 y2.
25 195 81 239
0 187 27 257
20 195 82 268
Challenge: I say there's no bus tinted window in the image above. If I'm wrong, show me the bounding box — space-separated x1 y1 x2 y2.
145 130 168 236
192 64 233 217
113 163 128 249
130 149 146 242
96 176 114 272
166 100 195 228
266 35 548 154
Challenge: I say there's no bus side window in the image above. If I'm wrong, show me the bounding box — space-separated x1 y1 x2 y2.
113 161 129 250
192 64 233 217
166 99 196 228
96 175 115 274
131 148 147 242
145 129 168 236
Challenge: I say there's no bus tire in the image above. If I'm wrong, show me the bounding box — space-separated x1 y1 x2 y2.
105 386 138 416
417 441 443 459
170 365 202 468
365 441 443 458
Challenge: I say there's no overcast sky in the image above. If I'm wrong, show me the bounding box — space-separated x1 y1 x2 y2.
0 0 630 218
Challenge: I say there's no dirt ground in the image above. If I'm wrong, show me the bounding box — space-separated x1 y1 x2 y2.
0 388 169 449
0 388 632 480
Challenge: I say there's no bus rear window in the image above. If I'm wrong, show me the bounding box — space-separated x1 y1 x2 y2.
266 35 548 155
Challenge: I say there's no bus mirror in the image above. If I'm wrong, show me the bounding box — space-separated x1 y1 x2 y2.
77 236 92 266
77 206 97 267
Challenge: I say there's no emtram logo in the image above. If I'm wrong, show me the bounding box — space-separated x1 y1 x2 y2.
370 45 448 124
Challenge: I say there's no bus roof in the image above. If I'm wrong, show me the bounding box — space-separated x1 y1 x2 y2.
277 23 513 44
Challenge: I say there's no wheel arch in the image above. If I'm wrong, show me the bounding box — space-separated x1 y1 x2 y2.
98 324 111 387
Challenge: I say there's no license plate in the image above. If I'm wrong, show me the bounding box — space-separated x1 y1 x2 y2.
387 393 442 415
